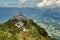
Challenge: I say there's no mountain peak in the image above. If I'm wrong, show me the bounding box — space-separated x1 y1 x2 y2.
14 11 28 22
18 11 23 16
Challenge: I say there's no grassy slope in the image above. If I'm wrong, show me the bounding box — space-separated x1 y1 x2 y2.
0 19 52 40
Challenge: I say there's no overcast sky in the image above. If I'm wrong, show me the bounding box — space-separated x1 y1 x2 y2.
0 0 60 8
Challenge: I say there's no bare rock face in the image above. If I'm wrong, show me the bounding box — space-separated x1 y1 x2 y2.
15 21 24 28
15 21 28 32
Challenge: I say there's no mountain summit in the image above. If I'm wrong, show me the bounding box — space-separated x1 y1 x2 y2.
14 12 28 32
14 12 28 21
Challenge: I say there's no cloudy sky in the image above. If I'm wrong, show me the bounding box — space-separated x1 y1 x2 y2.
0 0 60 8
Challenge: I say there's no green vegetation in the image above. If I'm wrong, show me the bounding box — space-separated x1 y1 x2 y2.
0 18 52 40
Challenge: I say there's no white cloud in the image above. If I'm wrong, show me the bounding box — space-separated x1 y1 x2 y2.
3 3 8 5
0 0 26 7
0 3 9 6
0 3 20 7
18 0 26 3
37 0 60 8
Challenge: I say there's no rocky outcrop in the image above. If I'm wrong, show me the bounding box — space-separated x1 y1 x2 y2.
14 12 29 32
